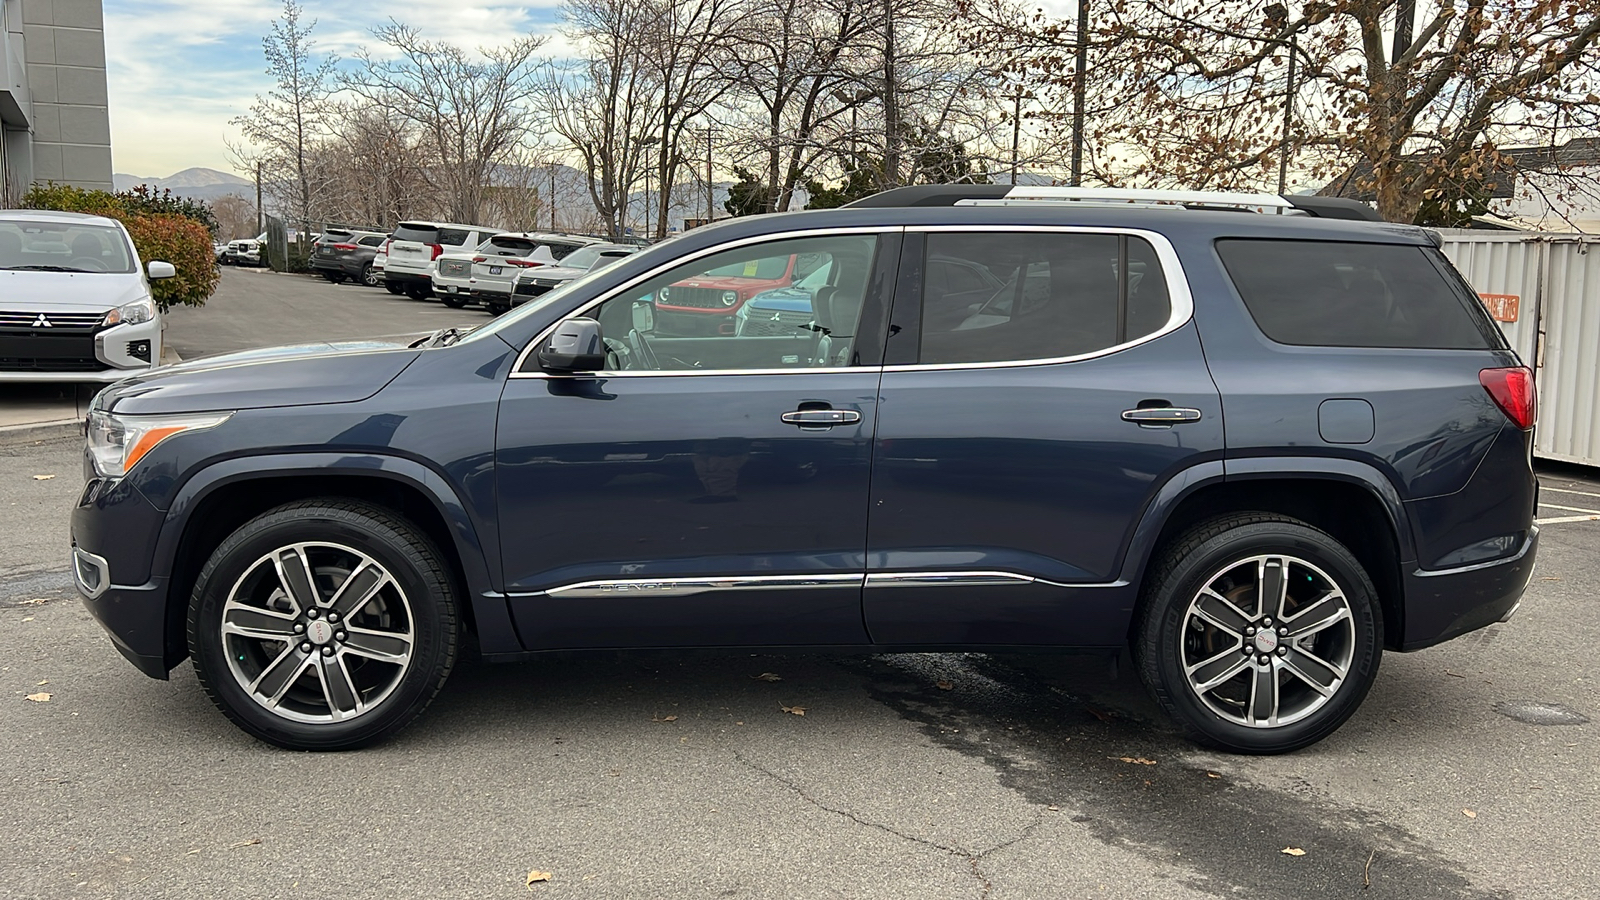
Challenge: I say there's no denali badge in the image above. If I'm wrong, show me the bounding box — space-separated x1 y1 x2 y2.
32 314 51 328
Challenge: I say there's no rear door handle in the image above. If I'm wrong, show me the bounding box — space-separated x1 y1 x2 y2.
782 409 862 428
1121 407 1202 426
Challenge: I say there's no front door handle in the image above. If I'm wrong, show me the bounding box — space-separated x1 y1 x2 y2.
781 409 862 428
1121 407 1202 426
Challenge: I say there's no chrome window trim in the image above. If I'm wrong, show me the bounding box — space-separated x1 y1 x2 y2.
884 225 1195 373
514 570 1125 599
509 226 900 379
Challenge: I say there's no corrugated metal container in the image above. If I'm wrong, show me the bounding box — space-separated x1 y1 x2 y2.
1439 231 1600 467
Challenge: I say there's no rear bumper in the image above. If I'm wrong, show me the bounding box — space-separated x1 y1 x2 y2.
1400 526 1538 650
385 271 432 288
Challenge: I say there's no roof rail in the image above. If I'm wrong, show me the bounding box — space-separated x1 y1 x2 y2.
844 185 1383 221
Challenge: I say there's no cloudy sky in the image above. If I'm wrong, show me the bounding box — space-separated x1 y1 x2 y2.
103 0 565 178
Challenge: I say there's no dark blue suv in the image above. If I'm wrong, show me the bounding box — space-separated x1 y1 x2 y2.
71 187 1538 753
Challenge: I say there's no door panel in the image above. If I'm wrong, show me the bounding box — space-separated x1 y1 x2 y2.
864 229 1223 647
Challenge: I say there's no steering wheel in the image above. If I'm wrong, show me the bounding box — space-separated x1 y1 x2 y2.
68 258 108 272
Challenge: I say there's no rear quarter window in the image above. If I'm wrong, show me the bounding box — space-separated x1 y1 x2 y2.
437 228 472 246
1217 239 1505 350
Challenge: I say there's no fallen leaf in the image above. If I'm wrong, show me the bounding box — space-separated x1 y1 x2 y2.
25 692 51 702
526 870 553 888
187 849 201 855
1084 706 1113 722
228 839 261 849
1046 805 1061 812
1281 847 1306 856
1206 772 1221 779
653 714 678 722
36 680 48 686
19 598 48 605
780 704 807 716
32 474 55 481
935 680 954 691
1445 670 1466 678
21 617 33 622
735 721 744 726
1111 756 1157 765
753 672 782 682
1462 809 1477 819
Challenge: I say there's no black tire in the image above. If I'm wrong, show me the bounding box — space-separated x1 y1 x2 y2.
1133 513 1381 754
440 295 469 309
485 301 510 316
405 284 432 301
361 264 381 287
187 500 459 750
384 282 404 295
322 271 346 284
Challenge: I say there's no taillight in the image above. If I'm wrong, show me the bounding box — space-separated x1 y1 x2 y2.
1480 366 1536 430
507 259 542 268
332 242 357 251
380 239 391 253
429 243 444 260
472 256 488 263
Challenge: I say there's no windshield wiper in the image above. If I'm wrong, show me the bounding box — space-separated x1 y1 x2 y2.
413 326 472 349
1 265 92 273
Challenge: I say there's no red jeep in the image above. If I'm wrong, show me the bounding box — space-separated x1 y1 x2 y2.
654 254 797 335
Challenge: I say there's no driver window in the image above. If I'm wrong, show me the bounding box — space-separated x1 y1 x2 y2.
590 234 880 372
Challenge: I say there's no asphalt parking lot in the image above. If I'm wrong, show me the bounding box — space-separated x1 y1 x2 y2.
1 270 1597 898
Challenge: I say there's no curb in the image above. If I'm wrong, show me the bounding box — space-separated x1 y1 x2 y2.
0 418 81 443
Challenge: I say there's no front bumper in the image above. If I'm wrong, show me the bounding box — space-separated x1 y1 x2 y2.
1401 526 1539 650
0 316 161 382
72 476 176 679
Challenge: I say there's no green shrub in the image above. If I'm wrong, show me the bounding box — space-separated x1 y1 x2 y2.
21 182 220 310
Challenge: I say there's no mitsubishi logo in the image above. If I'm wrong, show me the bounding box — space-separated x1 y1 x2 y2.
31 314 51 328
770 312 782 322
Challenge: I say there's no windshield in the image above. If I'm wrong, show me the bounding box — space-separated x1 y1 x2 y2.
703 255 790 279
0 221 135 273
457 248 653 346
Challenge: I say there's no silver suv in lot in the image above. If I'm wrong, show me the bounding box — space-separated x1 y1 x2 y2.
0 210 175 381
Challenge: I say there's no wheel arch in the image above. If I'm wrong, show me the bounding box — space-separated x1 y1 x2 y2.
153 454 513 672
1119 458 1412 651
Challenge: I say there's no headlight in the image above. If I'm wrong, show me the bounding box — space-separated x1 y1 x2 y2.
104 297 155 327
658 287 671 300
86 410 231 478
720 291 738 307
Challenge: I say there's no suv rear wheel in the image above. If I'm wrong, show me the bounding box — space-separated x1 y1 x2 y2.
361 264 380 287
1134 513 1381 754
187 500 458 750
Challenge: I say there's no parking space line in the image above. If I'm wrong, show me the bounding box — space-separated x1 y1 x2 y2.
1542 486 1600 499
1538 502 1600 515
1537 514 1600 525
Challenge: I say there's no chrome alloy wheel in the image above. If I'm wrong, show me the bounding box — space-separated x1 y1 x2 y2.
221 542 415 724
1180 554 1356 728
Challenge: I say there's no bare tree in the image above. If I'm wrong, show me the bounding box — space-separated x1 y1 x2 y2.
208 194 260 241
345 24 546 225
1015 1 1600 221
321 103 433 229
232 0 339 233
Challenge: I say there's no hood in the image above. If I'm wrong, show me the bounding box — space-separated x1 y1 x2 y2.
97 339 423 415
0 272 147 312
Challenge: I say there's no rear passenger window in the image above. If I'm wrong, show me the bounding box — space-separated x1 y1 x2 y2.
437 228 471 246
1217 239 1502 350
917 232 1172 365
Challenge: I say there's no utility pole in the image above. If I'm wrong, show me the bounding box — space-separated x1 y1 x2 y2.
1392 0 1415 63
883 0 899 187
255 161 264 235
1070 0 1089 186
1277 32 1298 196
706 128 714 224
549 164 558 232
1011 87 1023 185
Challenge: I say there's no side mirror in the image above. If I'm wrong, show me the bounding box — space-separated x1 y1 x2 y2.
538 317 606 372
147 261 177 279
632 300 655 334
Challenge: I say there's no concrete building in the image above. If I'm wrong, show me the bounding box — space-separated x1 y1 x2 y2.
1 0 113 204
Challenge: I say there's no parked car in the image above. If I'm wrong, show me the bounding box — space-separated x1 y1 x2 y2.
652 250 804 335
509 243 639 309
0 209 175 381
73 186 1537 754
735 253 1003 337
372 237 394 291
224 237 262 267
431 238 502 308
383 221 498 300
470 233 605 314
310 229 387 286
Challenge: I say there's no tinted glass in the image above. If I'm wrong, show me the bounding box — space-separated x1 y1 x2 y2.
489 237 537 255
437 228 472 246
1217 239 1500 349
918 233 1171 365
358 235 385 247
586 234 880 372
705 256 790 279
0 221 135 274
392 223 438 243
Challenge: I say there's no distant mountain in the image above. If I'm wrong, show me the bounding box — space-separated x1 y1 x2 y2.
113 167 252 202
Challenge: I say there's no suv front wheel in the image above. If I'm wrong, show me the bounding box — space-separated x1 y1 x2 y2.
187 500 458 750
1134 514 1381 754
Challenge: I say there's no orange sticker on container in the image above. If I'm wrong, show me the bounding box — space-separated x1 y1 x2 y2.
1479 293 1519 323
